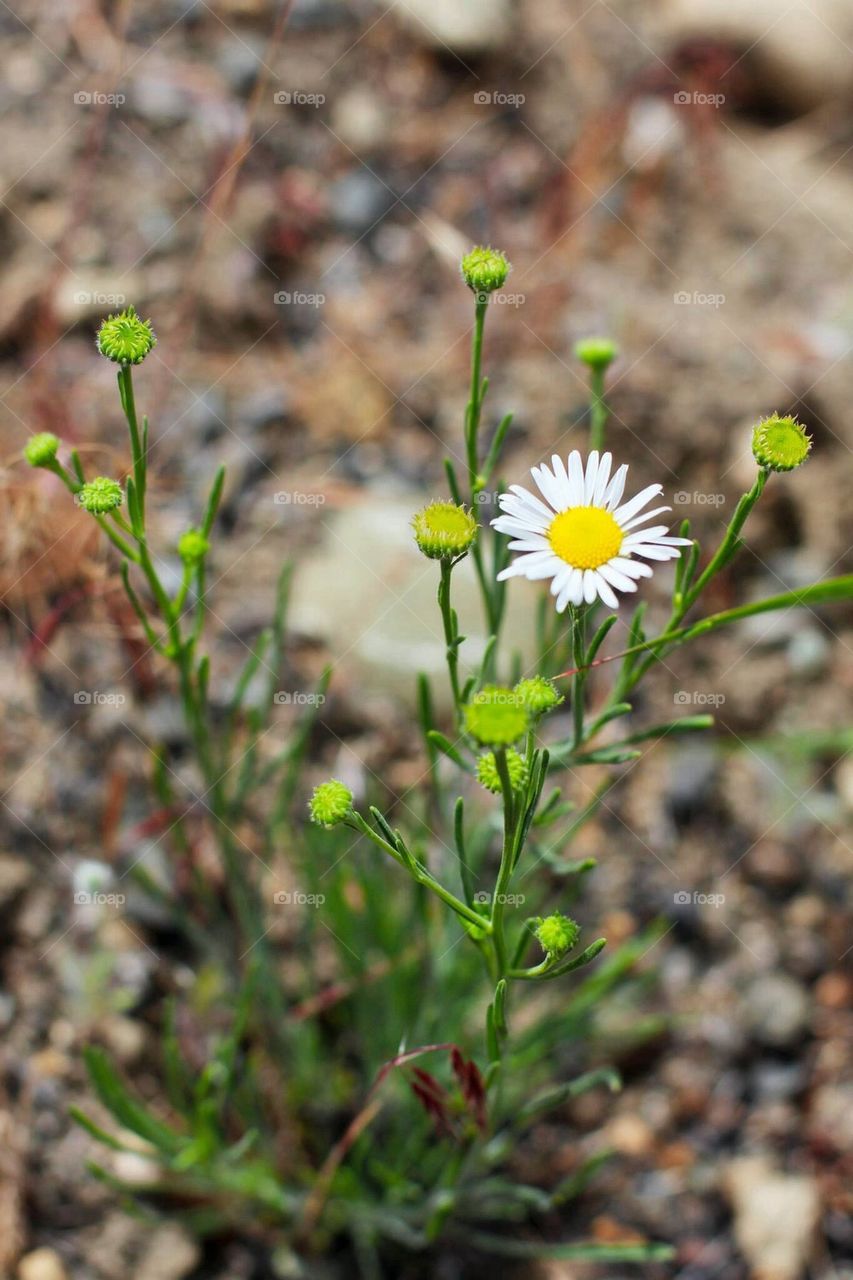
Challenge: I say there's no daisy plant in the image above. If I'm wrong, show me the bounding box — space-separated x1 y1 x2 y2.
26 264 853 1275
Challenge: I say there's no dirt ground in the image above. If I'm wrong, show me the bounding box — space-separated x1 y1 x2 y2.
1 1 853 1277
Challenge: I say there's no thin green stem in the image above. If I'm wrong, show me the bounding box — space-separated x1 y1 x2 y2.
438 559 462 713
588 366 607 452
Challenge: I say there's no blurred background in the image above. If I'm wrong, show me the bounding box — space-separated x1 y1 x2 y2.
2 1 853 1277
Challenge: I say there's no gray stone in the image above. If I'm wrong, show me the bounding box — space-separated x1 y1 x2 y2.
742 973 810 1048
289 499 538 710
725 1156 820 1280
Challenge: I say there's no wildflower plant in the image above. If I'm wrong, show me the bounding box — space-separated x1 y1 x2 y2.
29 258 853 1274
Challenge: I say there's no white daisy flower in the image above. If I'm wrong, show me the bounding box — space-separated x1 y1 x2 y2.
492 450 692 612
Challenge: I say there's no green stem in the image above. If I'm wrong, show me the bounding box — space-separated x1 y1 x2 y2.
438 559 461 714
490 748 517 978
588 366 607 452
465 300 488 493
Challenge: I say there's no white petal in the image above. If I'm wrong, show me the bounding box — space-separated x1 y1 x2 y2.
555 585 572 613
653 536 693 546
622 526 671 545
531 463 566 511
507 484 553 522
492 515 544 538
592 452 613 506
604 463 628 510
550 454 572 506
599 562 638 593
583 568 599 604
497 552 561 581
592 571 619 609
567 569 585 605
629 544 682 561
621 505 672 531
583 451 601 504
567 451 585 506
549 564 575 596
613 483 664 525
611 556 653 579
508 536 550 551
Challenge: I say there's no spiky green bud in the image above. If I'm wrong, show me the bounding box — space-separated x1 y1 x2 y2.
476 748 528 795
463 685 529 747
23 432 60 468
514 676 563 716
77 476 123 514
178 529 210 564
751 414 811 472
412 501 477 561
96 305 157 365
535 912 580 959
309 780 353 827
461 246 510 297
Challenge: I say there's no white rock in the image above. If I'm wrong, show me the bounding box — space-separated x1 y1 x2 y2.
134 1224 200 1280
17 1249 68 1280
393 0 512 53
290 499 537 709
725 1156 820 1279
661 0 853 110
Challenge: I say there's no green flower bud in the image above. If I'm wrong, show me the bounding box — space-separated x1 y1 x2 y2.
460 246 511 297
96 305 157 365
751 413 811 472
309 780 353 827
574 337 618 371
514 675 563 717
77 476 124 514
463 685 529 747
412 501 477 561
178 529 210 565
24 432 60 468
476 748 528 795
535 912 580 959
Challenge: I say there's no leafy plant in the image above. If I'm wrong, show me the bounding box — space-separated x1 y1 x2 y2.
23 251 850 1275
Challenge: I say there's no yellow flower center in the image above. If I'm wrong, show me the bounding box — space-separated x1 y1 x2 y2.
548 506 623 570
